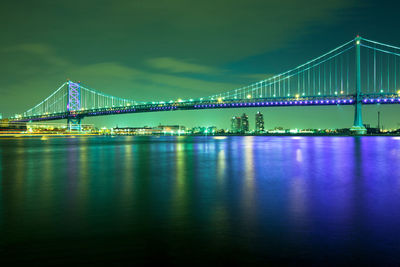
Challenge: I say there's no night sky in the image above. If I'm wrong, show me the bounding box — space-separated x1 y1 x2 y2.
1 0 400 129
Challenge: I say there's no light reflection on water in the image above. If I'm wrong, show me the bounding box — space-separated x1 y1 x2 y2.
1 136 400 264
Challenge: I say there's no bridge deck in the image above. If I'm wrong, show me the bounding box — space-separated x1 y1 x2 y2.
11 93 400 122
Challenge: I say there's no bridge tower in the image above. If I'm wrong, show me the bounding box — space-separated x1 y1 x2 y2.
67 81 82 131
350 36 367 134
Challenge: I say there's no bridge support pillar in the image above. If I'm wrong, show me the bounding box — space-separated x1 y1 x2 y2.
350 36 367 135
67 117 82 132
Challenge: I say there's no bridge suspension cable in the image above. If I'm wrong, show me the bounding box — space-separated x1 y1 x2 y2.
79 83 145 111
23 82 68 117
359 38 400 95
204 39 356 101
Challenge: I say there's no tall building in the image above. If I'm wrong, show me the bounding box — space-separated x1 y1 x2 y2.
231 116 241 133
241 113 249 133
255 111 264 133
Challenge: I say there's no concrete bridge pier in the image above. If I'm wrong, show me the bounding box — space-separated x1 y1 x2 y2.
67 117 82 132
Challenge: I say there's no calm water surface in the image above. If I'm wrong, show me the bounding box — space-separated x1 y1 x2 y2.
1 136 400 265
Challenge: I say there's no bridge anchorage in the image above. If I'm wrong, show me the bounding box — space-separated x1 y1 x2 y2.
11 36 400 134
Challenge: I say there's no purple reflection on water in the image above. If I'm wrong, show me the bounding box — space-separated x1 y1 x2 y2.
1 137 400 265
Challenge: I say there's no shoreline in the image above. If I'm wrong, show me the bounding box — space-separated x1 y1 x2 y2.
1 133 400 138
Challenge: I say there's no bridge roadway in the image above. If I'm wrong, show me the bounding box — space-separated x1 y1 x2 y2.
11 93 400 123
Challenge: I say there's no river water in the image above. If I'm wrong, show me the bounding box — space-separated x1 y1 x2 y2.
1 136 400 265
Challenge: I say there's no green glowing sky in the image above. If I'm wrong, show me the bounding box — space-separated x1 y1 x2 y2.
1 0 400 129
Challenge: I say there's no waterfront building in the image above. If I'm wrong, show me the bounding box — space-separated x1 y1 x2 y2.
0 119 27 133
156 124 186 134
255 111 264 133
231 116 241 133
241 113 249 133
112 126 161 135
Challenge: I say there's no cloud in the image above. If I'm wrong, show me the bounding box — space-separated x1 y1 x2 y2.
146 57 221 74
66 62 238 101
2 43 69 68
0 0 359 65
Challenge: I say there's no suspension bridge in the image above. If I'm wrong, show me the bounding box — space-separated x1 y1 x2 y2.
9 36 400 134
